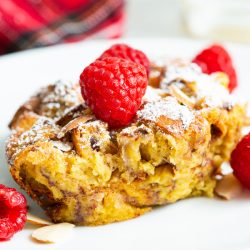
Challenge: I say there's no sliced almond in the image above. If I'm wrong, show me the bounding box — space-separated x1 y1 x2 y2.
32 223 75 243
169 85 195 109
58 115 94 138
215 173 243 200
51 141 73 152
27 213 53 226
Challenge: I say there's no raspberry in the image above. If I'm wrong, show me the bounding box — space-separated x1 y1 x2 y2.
99 44 150 76
193 44 237 92
0 185 27 241
230 133 250 189
80 57 147 128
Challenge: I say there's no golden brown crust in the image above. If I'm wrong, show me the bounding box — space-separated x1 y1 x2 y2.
9 81 82 133
9 97 40 131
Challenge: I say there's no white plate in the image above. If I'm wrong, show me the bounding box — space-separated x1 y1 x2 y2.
1 38 250 250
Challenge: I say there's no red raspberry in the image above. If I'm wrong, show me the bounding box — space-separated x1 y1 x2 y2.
193 44 237 92
0 185 27 241
230 133 250 189
99 44 150 76
80 57 147 128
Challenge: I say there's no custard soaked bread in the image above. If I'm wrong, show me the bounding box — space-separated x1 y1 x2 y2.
6 62 247 225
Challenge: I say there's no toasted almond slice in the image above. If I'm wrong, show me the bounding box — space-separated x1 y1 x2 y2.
169 85 195 109
32 223 75 243
58 115 94 138
51 141 73 152
27 213 53 226
215 173 243 200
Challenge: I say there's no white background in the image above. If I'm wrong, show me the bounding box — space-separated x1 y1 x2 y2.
126 0 184 37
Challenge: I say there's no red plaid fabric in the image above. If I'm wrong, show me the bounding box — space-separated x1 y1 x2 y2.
0 0 125 54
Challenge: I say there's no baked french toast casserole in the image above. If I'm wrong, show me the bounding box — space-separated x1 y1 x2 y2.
6 57 247 226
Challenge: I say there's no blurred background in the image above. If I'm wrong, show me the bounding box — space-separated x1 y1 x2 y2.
0 0 250 55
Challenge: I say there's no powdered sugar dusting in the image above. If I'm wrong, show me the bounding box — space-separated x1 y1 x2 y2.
7 117 59 163
120 124 152 137
143 86 163 102
196 74 236 108
137 97 194 129
161 63 202 87
38 81 81 119
41 81 80 104
20 117 58 143
160 63 235 108
77 120 110 150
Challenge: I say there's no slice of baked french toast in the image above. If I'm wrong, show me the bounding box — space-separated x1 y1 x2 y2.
6 62 247 225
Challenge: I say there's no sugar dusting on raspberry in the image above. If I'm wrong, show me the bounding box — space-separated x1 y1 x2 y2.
160 63 235 108
137 97 194 129
193 44 238 92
